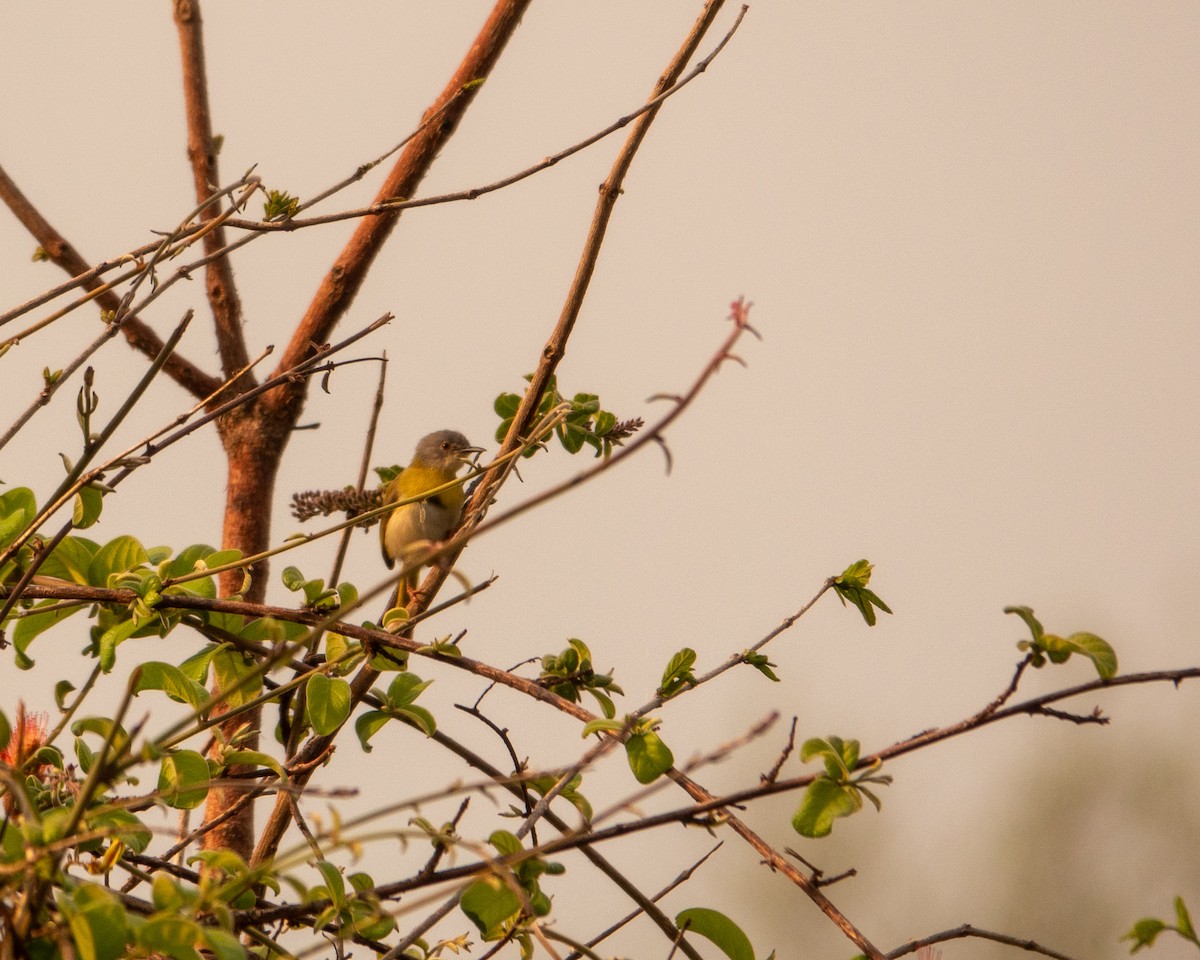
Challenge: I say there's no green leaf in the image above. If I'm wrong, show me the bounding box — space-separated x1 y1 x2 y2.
743 651 780 682
72 717 130 760
0 487 37 549
528 773 593 822
240 616 307 645
345 898 395 940
306 674 351 736
1006 608 1118 678
97 618 140 672
1004 605 1045 640
324 633 362 674
200 549 243 570
13 600 84 668
158 750 211 809
55 681 77 710
791 777 862 838
151 873 187 913
75 736 96 773
155 544 212 579
1122 918 1168 952
65 883 129 960
493 393 521 419
133 662 210 711
187 847 252 878
659 647 698 698
355 711 390 753
336 581 359 610
223 750 285 779
676 907 755 960
210 647 261 709
461 876 521 941
1176 897 1197 941
489 830 523 856
87 535 149 586
626 730 674 784
387 672 433 708
137 914 204 960
73 486 104 529
280 565 306 591
1063 631 1118 679
314 860 346 908
0 711 9 754
581 718 624 738
396 705 437 736
201 928 245 960
178 645 220 684
558 420 587 454
379 605 410 631
800 737 856 779
88 807 151 853
589 688 616 719
42 535 99 584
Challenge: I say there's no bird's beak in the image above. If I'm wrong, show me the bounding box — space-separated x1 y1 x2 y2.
460 446 484 464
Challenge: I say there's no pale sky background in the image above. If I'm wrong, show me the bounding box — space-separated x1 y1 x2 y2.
2 4 1199 959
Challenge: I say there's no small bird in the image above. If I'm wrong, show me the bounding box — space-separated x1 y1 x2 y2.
380 430 483 607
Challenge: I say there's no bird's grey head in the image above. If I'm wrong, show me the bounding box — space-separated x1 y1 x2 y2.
413 430 482 472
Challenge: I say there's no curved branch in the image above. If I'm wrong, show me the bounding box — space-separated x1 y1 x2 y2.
886 923 1081 960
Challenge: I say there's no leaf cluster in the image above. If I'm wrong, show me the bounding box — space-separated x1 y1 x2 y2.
460 830 564 950
791 736 891 839
582 714 675 785
493 375 639 459
1124 897 1199 954
537 638 622 718
1006 605 1118 679
3 489 247 673
831 559 892 627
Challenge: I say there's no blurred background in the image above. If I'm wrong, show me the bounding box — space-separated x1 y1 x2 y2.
2 3 1198 957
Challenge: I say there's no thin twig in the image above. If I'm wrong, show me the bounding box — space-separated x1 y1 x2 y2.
563 845 721 960
762 716 799 785
886 923 1081 960
0 160 222 396
218 5 749 240
268 0 534 394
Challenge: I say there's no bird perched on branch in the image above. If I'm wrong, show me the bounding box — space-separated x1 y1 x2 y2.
380 430 483 607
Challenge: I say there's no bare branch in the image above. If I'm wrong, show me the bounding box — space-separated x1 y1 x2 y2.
886 923 1082 960
0 161 219 396
172 0 251 381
